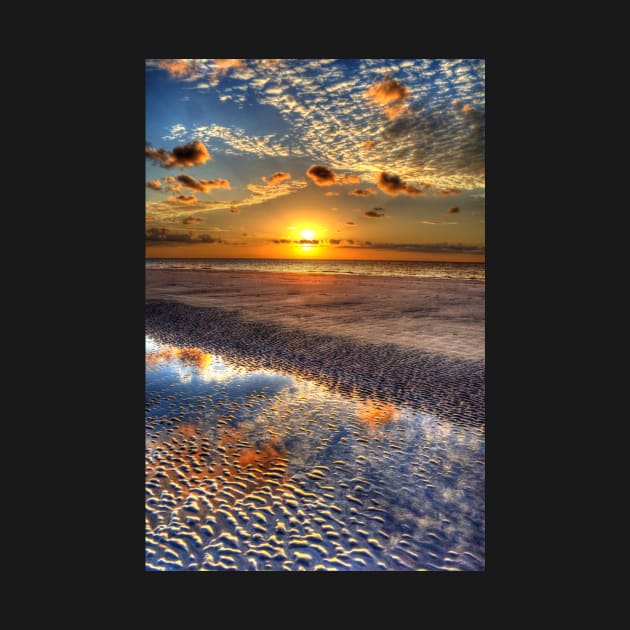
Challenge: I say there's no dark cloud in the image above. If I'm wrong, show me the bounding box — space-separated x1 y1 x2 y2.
272 239 292 244
364 209 385 218
306 165 337 186
145 140 211 169
350 188 377 197
262 171 291 186
346 221 356 226
229 205 240 214
182 216 202 225
338 241 484 254
168 194 197 203
146 227 223 244
329 239 341 245
146 180 162 190
376 172 423 195
438 188 461 196
176 174 231 192
446 206 460 214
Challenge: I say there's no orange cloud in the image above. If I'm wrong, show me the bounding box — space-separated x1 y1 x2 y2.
176 174 231 192
363 140 374 150
437 187 461 196
462 104 475 113
365 73 410 119
182 216 202 224
446 206 460 214
146 180 162 190
306 164 337 186
338 173 360 185
325 192 339 197
262 171 291 186
376 172 423 195
350 188 377 197
145 140 211 169
229 205 240 214
168 194 197 203
210 59 245 84
157 59 198 80
146 215 157 221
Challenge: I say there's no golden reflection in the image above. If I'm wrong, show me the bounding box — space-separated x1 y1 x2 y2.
357 400 399 429
146 343 233 383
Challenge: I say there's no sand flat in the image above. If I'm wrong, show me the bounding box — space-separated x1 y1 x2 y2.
146 269 485 361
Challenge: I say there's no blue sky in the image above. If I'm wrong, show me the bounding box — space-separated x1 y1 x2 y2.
146 58 485 260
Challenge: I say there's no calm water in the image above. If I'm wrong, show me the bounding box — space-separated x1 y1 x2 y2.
146 258 485 280
145 336 485 571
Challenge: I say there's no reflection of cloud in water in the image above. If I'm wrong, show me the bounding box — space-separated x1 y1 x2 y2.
146 343 236 383
356 400 399 429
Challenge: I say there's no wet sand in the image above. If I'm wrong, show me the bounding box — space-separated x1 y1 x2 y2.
145 269 485 570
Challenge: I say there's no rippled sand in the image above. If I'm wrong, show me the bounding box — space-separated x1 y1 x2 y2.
145 270 485 571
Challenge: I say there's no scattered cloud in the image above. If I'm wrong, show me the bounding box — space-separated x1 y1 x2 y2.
262 171 291 186
146 215 157 221
338 241 484 254
446 206 460 214
376 172 423 195
363 140 374 150
229 205 240 214
419 220 457 225
338 173 361 185
145 140 211 168
175 174 230 192
182 216 202 224
146 227 223 244
350 188 377 197
325 192 339 197
365 73 410 119
437 187 461 196
168 194 197 203
306 165 337 186
364 208 385 218
146 180 162 190
156 59 199 80
346 221 356 226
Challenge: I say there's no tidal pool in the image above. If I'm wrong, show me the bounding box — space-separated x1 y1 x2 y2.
145 336 485 571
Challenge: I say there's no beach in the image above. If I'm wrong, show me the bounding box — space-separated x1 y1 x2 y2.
145 268 485 570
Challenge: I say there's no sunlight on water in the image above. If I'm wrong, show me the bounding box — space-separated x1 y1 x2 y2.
146 336 485 571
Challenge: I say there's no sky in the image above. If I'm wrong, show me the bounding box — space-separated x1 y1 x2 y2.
145 59 485 262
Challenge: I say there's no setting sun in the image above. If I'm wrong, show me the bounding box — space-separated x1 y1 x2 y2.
300 229 315 240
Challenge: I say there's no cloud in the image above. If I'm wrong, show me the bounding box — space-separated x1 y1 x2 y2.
419 220 457 225
272 239 292 244
350 188 377 197
176 174 230 192
145 140 211 168
325 192 339 197
210 59 245 84
329 239 341 244
146 227 223 244
437 187 461 196
365 73 410 119
156 59 199 80
147 180 162 190
306 164 337 186
365 73 410 105
376 171 423 195
338 173 361 185
168 194 197 203
229 205 240 214
363 140 374 150
364 208 385 218
262 171 291 186
446 206 460 214
337 241 484 254
346 221 356 226
182 216 202 224
146 215 157 221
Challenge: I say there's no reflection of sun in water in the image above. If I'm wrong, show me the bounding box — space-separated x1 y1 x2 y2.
300 229 315 240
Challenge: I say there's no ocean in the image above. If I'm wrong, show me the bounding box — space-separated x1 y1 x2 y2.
145 258 485 281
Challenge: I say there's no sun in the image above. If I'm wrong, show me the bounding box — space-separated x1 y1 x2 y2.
300 229 315 240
